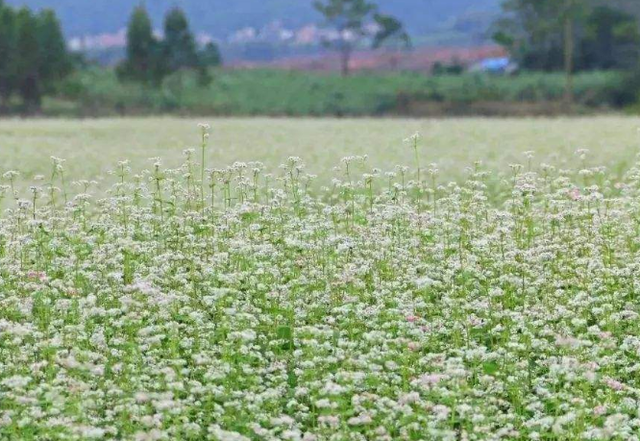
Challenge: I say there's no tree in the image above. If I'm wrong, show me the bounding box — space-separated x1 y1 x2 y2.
0 1 17 107
36 9 73 94
314 0 377 76
14 7 41 110
493 0 639 74
162 7 214 85
163 7 199 72
372 13 411 70
493 0 572 71
314 0 408 76
561 0 587 106
372 14 410 50
199 42 222 68
118 5 164 85
119 6 221 87
494 0 640 106
581 6 640 70
0 2 71 111
196 41 222 86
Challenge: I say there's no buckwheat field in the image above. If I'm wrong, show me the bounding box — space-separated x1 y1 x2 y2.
4 117 640 441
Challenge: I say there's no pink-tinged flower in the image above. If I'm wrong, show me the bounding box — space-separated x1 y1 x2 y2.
407 342 419 351
420 373 445 386
569 188 581 201
605 378 625 391
593 405 607 416
27 270 47 282
555 335 580 349
406 315 418 323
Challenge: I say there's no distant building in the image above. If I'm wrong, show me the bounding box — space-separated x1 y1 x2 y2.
69 29 127 52
295 25 320 45
229 27 257 44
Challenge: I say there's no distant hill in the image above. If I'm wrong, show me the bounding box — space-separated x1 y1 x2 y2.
5 0 501 40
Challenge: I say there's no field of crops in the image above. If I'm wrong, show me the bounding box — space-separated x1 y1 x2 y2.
2 117 640 440
1 117 638 191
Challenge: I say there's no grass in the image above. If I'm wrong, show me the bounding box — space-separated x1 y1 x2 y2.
50 68 628 117
2 117 640 439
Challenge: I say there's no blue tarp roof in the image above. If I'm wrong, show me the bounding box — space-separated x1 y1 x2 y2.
479 57 511 71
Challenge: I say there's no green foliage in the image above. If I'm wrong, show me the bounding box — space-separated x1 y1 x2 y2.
58 68 625 117
0 2 16 105
4 120 640 438
314 0 408 76
581 6 640 70
14 8 42 109
372 13 411 50
494 0 640 72
36 10 73 92
117 5 164 85
199 42 222 68
0 2 72 111
118 5 221 86
314 0 377 26
432 62 465 76
163 7 199 72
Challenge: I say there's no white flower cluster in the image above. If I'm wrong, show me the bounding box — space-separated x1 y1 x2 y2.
2 142 640 440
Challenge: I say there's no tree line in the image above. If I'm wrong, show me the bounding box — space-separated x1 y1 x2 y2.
0 0 72 111
494 0 640 72
118 5 222 86
121 0 405 81
0 2 221 112
3 0 640 115
493 0 640 104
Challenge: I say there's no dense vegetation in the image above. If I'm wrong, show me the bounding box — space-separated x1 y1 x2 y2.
494 0 640 72
117 6 220 87
3 125 640 439
3 0 640 116
0 0 72 111
48 68 627 117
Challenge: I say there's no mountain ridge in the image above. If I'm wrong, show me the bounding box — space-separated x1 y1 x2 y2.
4 0 501 39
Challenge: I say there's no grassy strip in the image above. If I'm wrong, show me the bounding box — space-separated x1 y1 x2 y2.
36 68 630 117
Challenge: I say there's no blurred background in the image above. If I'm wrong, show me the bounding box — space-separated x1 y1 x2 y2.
1 0 640 117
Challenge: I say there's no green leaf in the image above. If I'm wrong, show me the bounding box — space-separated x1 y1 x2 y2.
483 361 499 376
277 325 294 351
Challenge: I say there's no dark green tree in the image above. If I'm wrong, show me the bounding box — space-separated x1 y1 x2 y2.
493 0 574 71
494 0 640 105
36 9 73 94
163 7 199 71
0 1 17 107
494 0 639 72
14 7 42 110
0 2 71 111
560 0 588 105
314 0 408 76
372 14 411 50
372 13 411 70
314 0 377 76
118 5 164 85
581 6 640 70
199 42 222 68
194 41 222 86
